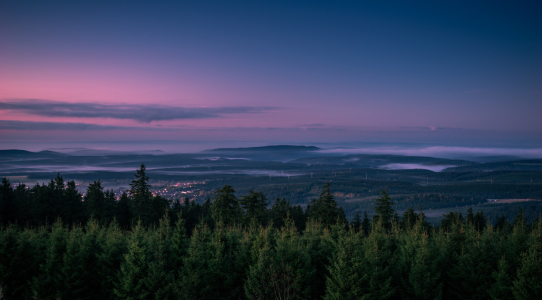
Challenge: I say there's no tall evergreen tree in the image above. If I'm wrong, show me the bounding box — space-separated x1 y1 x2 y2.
84 180 115 223
240 190 268 226
129 164 166 226
0 178 15 225
374 190 395 230
114 221 149 299
357 220 396 299
58 222 102 300
67 180 85 223
351 212 362 233
362 211 371 236
489 257 514 300
466 207 474 224
513 247 542 299
306 183 346 227
325 229 365 299
177 224 214 299
145 212 176 299
473 210 487 232
397 221 442 300
270 197 290 228
440 211 464 231
245 222 314 300
98 222 127 299
116 191 132 229
211 185 241 226
32 220 67 300
400 206 418 230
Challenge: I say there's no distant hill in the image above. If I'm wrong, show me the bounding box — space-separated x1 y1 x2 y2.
67 149 166 156
459 155 523 163
206 145 321 152
0 149 68 158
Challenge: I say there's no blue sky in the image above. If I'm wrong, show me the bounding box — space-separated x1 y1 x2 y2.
1 0 541 150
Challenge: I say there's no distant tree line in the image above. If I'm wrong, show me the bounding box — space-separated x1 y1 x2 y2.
0 164 169 229
2 165 542 299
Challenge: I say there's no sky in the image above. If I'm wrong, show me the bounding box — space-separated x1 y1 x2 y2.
1 0 541 152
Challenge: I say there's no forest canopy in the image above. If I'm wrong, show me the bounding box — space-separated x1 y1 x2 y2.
1 165 542 299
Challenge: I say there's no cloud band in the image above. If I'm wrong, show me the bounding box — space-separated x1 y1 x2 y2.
0 99 275 123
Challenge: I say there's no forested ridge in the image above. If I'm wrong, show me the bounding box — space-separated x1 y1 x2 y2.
1 165 542 299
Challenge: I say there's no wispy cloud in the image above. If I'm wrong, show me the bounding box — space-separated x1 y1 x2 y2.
0 99 276 123
0 120 166 131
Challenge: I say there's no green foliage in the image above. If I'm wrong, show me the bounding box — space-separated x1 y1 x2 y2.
98 222 127 299
176 223 214 299
351 211 362 233
0 226 42 299
374 190 395 230
85 180 116 223
325 230 365 299
116 191 132 229
4 172 542 299
211 185 242 226
114 221 149 300
306 183 346 227
32 220 67 300
489 257 513 300
240 190 268 226
269 197 306 230
130 164 167 226
357 220 397 299
0 178 15 225
245 224 314 300
362 211 371 236
513 247 542 299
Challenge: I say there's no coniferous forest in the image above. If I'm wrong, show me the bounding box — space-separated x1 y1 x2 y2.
1 165 542 299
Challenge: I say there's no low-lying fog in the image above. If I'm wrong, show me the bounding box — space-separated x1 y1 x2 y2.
378 163 456 172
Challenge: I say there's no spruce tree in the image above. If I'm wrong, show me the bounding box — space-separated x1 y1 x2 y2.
145 212 175 299
303 218 335 299
58 225 99 300
362 211 371 236
400 206 417 230
62 180 85 225
0 178 15 225
240 190 268 226
0 227 41 299
306 183 346 227
116 191 132 229
325 230 365 299
245 221 313 300
211 185 241 226
397 222 442 300
176 223 214 299
351 212 362 233
32 220 67 299
357 219 396 299
0 227 20 297
466 207 474 224
85 180 108 222
513 247 542 299
473 210 487 232
98 222 127 299
270 197 290 228
114 221 149 300
129 164 159 226
170 214 188 270
489 257 514 300
374 190 395 230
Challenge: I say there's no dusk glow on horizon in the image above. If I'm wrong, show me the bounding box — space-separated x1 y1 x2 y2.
1 0 541 151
